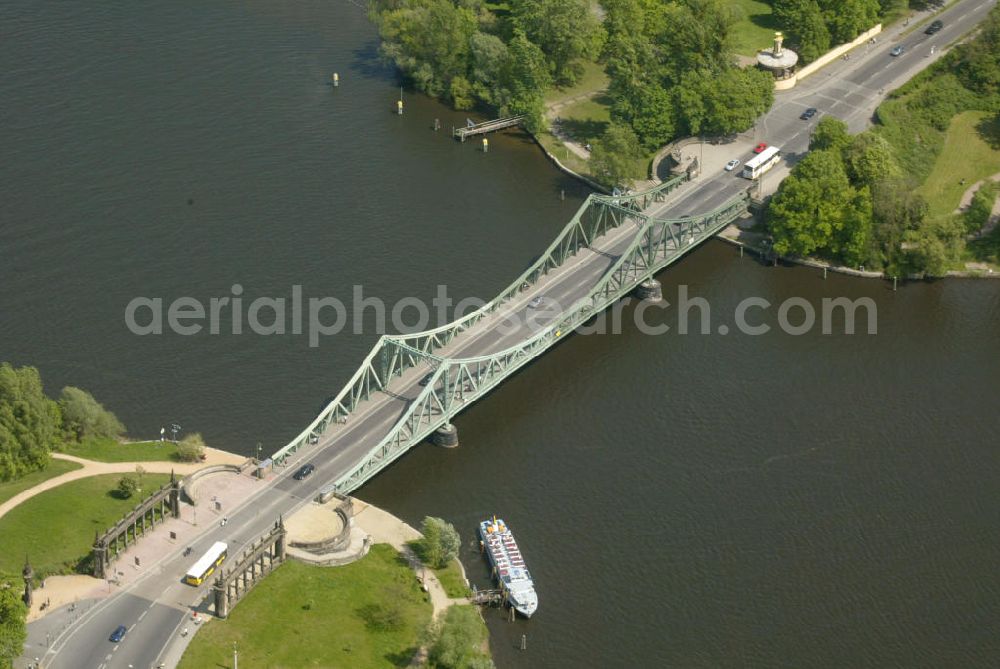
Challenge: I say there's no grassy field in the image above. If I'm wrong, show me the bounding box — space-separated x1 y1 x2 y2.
916 111 1000 221
0 472 172 577
728 0 780 57
544 60 609 107
179 545 432 669
0 459 82 506
58 437 181 463
433 559 468 598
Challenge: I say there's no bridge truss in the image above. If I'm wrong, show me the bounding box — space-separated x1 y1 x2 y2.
272 175 751 494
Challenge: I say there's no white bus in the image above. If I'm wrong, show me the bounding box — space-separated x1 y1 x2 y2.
184 541 228 585
741 146 781 180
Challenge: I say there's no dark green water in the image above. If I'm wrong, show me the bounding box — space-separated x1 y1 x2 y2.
2 2 998 667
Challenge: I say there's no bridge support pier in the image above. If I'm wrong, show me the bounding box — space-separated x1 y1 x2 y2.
432 423 459 448
635 279 662 302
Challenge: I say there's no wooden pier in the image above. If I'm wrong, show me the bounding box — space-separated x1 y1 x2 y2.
470 587 506 607
453 115 525 141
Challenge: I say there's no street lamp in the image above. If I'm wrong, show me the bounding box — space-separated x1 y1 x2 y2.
233 641 238 669
255 442 262 463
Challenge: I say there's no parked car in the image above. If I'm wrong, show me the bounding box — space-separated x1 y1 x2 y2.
890 45 905 57
753 142 768 154
799 107 818 120
109 625 127 643
925 20 943 35
724 159 741 172
293 463 315 480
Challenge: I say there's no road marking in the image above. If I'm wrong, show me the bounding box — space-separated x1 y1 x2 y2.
137 610 147 622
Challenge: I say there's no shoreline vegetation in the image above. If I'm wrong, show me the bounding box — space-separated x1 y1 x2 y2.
369 0 999 280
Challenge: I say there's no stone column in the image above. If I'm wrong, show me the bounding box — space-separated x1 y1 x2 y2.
214 577 229 619
169 471 181 518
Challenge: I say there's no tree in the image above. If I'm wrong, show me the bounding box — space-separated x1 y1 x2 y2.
955 5 1000 95
372 0 480 99
58 386 125 442
871 179 928 274
964 183 999 234
117 475 139 499
0 583 27 667
767 149 872 263
0 363 60 482
589 123 643 189
135 464 146 494
501 30 552 132
611 82 676 151
809 116 851 153
428 605 493 669
417 516 461 569
818 0 879 44
773 0 831 63
175 433 206 462
510 0 604 85
844 131 901 187
694 67 775 136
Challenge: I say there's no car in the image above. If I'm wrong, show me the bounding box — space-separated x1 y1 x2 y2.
292 463 315 480
109 625 127 643
527 296 545 309
724 159 741 172
753 142 768 154
890 45 905 57
925 20 943 35
418 372 434 386
799 107 818 120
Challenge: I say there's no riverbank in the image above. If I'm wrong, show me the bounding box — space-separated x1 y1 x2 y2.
171 499 488 669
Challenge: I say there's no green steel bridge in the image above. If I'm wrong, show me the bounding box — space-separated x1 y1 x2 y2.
271 174 752 494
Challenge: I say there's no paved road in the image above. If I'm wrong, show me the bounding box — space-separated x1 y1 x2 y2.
26 2 996 667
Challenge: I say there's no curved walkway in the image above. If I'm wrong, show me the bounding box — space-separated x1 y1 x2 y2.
0 448 244 521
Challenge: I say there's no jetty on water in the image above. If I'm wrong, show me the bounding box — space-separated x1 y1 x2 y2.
453 115 525 141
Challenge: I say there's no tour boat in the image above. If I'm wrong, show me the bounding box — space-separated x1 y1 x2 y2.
478 516 538 617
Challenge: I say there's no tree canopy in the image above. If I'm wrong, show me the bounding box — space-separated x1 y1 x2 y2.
0 583 27 668
0 363 60 482
59 386 125 442
417 516 461 569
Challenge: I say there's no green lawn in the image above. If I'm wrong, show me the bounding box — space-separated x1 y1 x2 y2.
179 545 432 669
0 472 172 578
728 0 780 57
433 559 469 599
58 437 181 463
544 60 609 107
917 111 1000 221
0 459 82 506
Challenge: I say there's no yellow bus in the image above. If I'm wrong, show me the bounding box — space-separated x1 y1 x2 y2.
184 541 228 585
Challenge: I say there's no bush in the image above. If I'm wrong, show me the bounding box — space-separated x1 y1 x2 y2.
116 475 138 499
0 363 60 482
416 516 461 569
357 601 404 632
428 605 492 669
965 182 999 233
175 433 206 462
59 386 125 442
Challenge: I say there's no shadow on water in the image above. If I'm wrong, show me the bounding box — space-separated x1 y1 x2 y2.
350 42 395 80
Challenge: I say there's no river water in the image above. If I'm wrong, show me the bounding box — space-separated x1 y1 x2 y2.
2 2 998 667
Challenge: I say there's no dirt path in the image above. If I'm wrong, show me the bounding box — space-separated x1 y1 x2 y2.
0 448 244 521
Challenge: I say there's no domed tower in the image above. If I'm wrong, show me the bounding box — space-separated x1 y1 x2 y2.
757 31 799 80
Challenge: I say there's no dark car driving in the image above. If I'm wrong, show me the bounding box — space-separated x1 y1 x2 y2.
293 463 315 480
800 107 818 120
925 20 943 35
109 625 127 643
